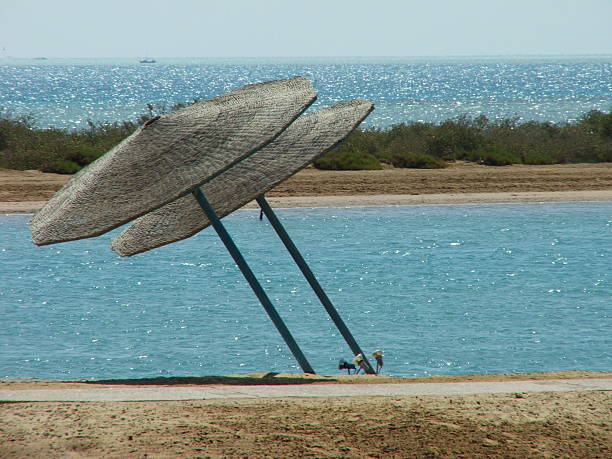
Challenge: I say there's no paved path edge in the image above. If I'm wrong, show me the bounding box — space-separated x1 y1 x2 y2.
1 378 611 402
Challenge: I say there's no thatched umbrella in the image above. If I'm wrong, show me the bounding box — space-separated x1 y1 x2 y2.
110 99 373 256
30 77 316 246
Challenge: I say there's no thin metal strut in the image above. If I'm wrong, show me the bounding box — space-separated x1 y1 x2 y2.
192 188 315 374
256 194 376 374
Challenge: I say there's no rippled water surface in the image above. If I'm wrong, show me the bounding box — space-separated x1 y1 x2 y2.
1 203 610 379
1 56 611 128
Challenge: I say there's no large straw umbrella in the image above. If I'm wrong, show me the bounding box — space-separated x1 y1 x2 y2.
30 77 316 246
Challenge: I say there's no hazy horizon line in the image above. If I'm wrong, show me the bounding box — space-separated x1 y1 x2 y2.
2 53 612 60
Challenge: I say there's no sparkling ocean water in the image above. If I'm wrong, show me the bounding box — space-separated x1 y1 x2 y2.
1 56 611 129
1 203 610 379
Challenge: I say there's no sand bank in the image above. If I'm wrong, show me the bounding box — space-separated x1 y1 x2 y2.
254 189 612 208
3 190 612 215
2 162 611 213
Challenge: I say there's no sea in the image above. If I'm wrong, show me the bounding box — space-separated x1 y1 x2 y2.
1 56 611 379
1 55 611 129
1 204 610 379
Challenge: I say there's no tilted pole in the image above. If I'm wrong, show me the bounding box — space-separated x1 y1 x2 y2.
193 188 315 374
256 195 376 374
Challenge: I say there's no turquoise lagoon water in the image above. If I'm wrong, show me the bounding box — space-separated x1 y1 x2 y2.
1 203 610 379
1 56 611 129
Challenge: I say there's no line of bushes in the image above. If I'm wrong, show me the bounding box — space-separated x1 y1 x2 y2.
1 106 611 174
0 103 182 174
314 110 612 170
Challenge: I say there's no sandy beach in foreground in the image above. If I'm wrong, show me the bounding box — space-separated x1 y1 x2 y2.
1 372 611 457
2 163 611 457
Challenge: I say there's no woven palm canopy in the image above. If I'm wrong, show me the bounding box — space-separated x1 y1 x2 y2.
30 77 317 246
111 99 373 256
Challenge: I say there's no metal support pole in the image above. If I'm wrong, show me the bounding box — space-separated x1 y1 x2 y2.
193 188 315 374
256 195 376 375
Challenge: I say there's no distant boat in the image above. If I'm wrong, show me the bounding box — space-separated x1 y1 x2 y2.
139 58 156 64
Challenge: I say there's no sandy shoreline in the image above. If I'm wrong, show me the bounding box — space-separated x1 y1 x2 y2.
246 189 612 208
2 163 611 214
3 190 612 214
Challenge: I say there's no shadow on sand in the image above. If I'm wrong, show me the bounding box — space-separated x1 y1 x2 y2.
84 372 337 386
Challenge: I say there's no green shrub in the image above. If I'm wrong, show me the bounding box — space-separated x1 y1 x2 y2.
391 152 448 169
313 150 382 170
382 124 429 161
470 148 521 166
373 150 394 164
41 159 82 174
521 151 556 165
579 110 612 138
341 127 385 156
425 118 484 158
64 149 104 166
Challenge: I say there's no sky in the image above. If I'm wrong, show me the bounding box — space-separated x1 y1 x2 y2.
1 0 611 58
